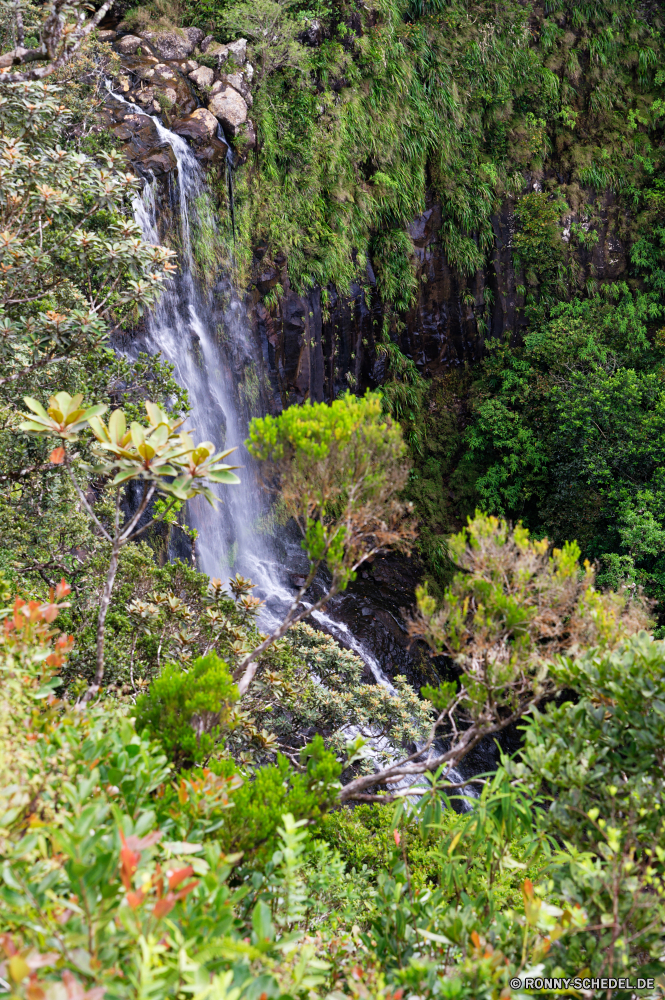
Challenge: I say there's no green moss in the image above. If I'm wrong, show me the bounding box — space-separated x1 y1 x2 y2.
183 0 663 316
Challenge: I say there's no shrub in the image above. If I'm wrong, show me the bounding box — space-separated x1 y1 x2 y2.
135 652 238 766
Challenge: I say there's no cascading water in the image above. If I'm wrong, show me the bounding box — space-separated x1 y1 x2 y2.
106 86 473 805
107 86 275 591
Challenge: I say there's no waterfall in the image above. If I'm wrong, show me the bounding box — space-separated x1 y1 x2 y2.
106 87 473 806
107 86 275 592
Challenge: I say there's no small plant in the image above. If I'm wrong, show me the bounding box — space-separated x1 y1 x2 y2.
337 512 648 804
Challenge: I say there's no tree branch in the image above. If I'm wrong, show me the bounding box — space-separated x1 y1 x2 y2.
338 693 548 803
0 0 116 82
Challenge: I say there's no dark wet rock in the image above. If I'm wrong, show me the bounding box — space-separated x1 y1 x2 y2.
117 53 159 73
199 35 215 54
97 29 117 42
103 106 177 175
171 110 229 162
256 265 280 295
299 18 329 45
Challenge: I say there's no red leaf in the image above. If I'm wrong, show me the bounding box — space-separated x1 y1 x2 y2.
119 832 141 891
167 865 193 891
0 934 17 957
124 830 162 852
174 880 198 901
49 447 65 465
153 895 175 919
393 829 401 846
126 890 146 911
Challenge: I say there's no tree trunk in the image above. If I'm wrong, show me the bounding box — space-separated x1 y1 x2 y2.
81 535 122 703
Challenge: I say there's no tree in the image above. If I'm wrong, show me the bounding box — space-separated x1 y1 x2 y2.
18 392 240 700
235 391 415 696
0 79 175 390
509 631 665 984
0 0 114 82
337 512 649 803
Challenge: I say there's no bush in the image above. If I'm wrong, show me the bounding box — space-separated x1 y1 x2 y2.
135 652 239 767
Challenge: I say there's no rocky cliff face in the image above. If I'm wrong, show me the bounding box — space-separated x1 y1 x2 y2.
250 189 629 410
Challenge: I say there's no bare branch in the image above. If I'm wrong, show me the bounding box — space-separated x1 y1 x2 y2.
0 0 116 83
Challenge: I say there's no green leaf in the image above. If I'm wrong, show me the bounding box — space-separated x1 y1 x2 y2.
23 397 48 418
207 470 241 484
252 900 275 943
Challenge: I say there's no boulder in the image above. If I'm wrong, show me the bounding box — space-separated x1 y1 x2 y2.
140 30 194 60
114 34 143 55
182 59 198 72
160 87 178 106
192 139 229 163
188 65 214 89
204 41 228 61
131 87 156 107
97 29 117 42
199 35 214 53
171 108 219 143
210 80 223 96
245 62 254 83
227 38 247 63
208 86 248 136
152 63 178 82
184 27 205 48
222 71 253 107
172 109 229 163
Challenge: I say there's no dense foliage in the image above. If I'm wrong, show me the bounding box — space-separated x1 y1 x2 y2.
2 1 665 997
2 563 665 998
